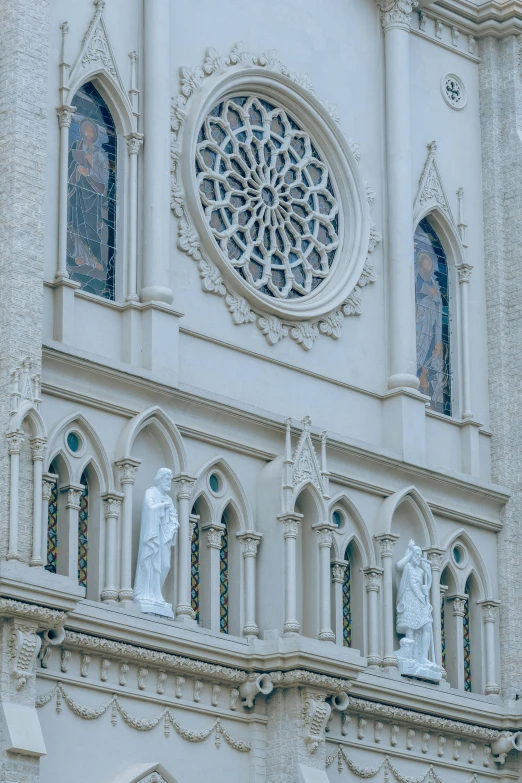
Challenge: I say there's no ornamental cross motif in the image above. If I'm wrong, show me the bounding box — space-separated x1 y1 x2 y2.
291 417 323 493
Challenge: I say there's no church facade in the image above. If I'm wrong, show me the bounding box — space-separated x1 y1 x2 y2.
1 0 522 781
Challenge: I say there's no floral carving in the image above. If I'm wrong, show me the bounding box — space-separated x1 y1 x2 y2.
225 293 256 325
178 218 202 260
258 314 288 345
199 258 227 295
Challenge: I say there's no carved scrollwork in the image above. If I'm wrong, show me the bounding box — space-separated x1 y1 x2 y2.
301 690 332 754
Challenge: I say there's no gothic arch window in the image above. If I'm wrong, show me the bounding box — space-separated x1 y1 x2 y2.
342 548 352 648
67 81 117 300
45 460 59 574
414 218 451 415
78 470 89 588
463 578 472 691
190 516 200 623
219 512 229 634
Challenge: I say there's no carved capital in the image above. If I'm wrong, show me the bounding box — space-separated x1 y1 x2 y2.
301 689 331 754
426 548 445 571
457 264 473 284
479 600 500 623
115 458 141 485
9 622 41 690
376 0 417 31
364 567 383 592
449 595 467 617
237 532 261 557
62 484 84 509
30 437 47 462
279 513 302 539
203 524 225 549
376 534 399 558
42 478 55 501
56 104 76 128
102 494 123 519
173 475 196 500
125 132 143 156
331 561 348 584
6 431 25 455
315 526 334 548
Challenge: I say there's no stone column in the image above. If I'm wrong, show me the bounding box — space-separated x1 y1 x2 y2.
478 600 500 695
125 133 143 301
140 0 173 304
237 532 262 638
41 474 57 566
59 484 84 580
279 513 302 635
447 595 467 690
6 431 24 560
101 494 123 604
426 548 445 668
30 438 46 566
364 567 383 668
332 560 348 645
376 534 399 668
201 522 225 632
115 459 141 605
457 264 474 419
55 105 76 281
314 524 335 642
174 476 196 622
376 0 418 391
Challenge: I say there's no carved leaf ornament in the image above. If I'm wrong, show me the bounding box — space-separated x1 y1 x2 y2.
172 43 381 349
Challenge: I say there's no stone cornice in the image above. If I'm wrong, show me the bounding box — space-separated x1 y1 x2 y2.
429 0 522 35
0 598 68 629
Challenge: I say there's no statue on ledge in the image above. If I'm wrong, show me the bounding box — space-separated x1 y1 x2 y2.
133 468 179 618
395 539 442 681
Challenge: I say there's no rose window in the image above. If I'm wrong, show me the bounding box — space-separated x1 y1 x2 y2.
195 96 340 300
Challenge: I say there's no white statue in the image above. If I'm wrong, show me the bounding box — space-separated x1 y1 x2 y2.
395 539 442 681
133 468 179 618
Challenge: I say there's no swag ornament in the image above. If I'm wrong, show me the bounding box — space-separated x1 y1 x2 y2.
172 43 380 349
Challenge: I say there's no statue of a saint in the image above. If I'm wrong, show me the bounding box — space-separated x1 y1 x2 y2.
133 468 179 618
395 539 442 681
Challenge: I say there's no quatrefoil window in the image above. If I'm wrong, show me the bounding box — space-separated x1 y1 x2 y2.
195 96 340 300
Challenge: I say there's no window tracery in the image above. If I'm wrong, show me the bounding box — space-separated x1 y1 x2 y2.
463 579 471 691
342 551 352 648
220 517 229 634
78 470 89 588
45 461 59 574
67 81 117 300
414 218 451 415
191 522 200 622
196 95 339 301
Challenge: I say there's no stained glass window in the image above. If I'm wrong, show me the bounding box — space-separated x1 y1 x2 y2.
414 218 451 416
441 593 446 671
463 580 471 691
67 82 117 299
342 552 352 648
191 522 200 622
45 461 58 574
196 96 339 300
78 471 89 588
219 520 229 634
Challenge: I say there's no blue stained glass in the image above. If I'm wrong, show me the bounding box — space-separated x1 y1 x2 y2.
67 82 117 300
414 218 451 416
220 524 229 634
342 552 352 647
78 471 89 588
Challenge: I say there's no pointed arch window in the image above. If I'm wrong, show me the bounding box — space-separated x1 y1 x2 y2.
219 516 229 634
463 579 471 691
78 470 89 588
190 519 200 623
342 549 352 648
414 218 451 415
67 81 117 300
45 461 59 574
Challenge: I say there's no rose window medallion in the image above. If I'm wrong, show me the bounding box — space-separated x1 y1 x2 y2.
196 96 340 301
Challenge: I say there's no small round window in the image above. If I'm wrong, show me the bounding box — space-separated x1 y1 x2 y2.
331 509 344 529
66 431 82 454
452 543 467 568
208 471 226 497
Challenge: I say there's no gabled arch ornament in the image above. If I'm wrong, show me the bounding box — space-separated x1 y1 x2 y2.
107 762 178 783
172 42 381 349
282 416 330 515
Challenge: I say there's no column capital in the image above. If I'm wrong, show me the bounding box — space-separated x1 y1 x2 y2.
237 531 262 557
202 522 226 549
457 263 473 284
331 560 348 584
447 594 467 617
115 458 141 485
102 492 124 519
125 132 144 156
478 599 501 622
173 474 197 500
313 522 336 548
364 566 384 592
56 104 76 128
278 512 303 539
6 431 25 455
30 437 47 462
425 547 445 571
375 533 400 557
61 483 84 509
375 0 417 31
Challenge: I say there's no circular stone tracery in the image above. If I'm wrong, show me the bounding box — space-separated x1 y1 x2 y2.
195 95 340 300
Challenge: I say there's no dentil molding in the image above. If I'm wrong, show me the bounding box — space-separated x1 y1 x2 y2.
171 42 381 350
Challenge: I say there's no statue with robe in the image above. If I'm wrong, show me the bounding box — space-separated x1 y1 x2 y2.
395 539 442 681
133 468 179 618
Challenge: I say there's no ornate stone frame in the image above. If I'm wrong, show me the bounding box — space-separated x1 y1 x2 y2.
171 43 381 350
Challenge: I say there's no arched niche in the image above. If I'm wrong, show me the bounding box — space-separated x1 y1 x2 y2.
295 483 324 639
442 528 491 598
46 412 113 491
193 456 254 532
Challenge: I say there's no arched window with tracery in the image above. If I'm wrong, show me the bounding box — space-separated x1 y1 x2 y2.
190 517 200 622
463 579 471 691
342 547 352 648
67 81 117 299
414 218 451 415
45 460 59 574
219 515 229 634
78 470 89 588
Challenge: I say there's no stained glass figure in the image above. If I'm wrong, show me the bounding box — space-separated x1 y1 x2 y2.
342 552 352 647
45 460 58 574
78 470 89 588
414 218 451 416
196 96 339 301
463 580 471 691
219 521 229 634
191 522 200 622
67 82 117 299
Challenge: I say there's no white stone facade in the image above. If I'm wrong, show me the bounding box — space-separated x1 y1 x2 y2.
1 1 521 782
